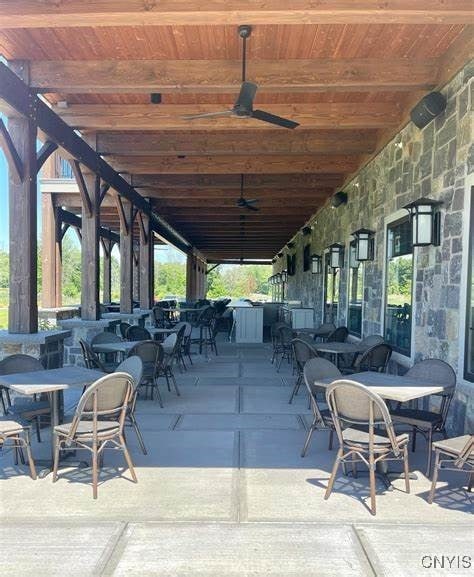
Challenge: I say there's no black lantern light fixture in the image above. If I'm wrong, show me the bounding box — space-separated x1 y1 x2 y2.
349 242 359 269
352 228 375 261
311 254 322 274
403 197 442 247
328 243 344 269
281 270 288 283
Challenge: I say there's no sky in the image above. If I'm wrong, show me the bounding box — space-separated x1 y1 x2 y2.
0 146 185 263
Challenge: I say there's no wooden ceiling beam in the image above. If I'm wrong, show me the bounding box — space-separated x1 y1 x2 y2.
2 3 469 28
108 154 359 174
32 59 437 93
55 103 401 131
131 174 345 189
96 129 378 156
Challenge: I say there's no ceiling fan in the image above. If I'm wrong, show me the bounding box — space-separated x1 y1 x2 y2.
237 174 259 211
182 25 299 130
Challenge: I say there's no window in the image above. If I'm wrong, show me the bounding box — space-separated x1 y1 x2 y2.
465 187 474 382
324 252 339 323
384 216 413 356
348 241 363 337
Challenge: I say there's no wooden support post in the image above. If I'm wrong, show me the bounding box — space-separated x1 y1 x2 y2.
41 194 62 308
139 213 154 309
186 254 195 301
80 172 100 320
7 62 38 333
118 197 134 314
101 238 113 304
133 247 140 304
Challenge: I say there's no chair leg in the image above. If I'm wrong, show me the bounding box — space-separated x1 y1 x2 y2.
425 428 433 477
52 434 60 482
92 441 99 499
324 447 343 500
301 424 315 458
467 473 473 492
130 414 147 455
34 417 41 443
288 375 301 404
351 451 358 478
120 434 138 483
276 352 284 372
427 449 440 504
169 369 180 396
23 432 37 480
411 427 417 452
328 429 334 451
154 381 164 408
403 444 410 494
368 451 377 516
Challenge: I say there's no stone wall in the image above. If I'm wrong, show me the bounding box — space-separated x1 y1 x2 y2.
273 63 473 435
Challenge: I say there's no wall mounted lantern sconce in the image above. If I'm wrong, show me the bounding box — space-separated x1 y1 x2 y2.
352 228 375 261
403 197 442 246
349 242 359 269
311 254 322 274
281 270 288 283
328 243 344 269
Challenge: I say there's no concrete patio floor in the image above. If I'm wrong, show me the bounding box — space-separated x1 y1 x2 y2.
0 340 472 576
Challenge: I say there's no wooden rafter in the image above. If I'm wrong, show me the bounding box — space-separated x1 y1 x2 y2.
31 58 437 93
54 103 402 131
1 1 471 28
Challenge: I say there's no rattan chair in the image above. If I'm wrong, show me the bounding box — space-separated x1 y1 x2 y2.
126 326 152 341
127 340 164 406
288 338 318 404
326 326 349 343
340 335 385 373
277 325 294 371
191 306 218 356
325 379 410 516
174 321 193 368
341 343 392 375
52 372 136 499
115 356 147 455
270 322 289 364
301 357 341 457
390 359 456 475
157 333 181 396
119 322 132 339
79 339 111 373
0 417 37 479
428 435 473 503
0 354 50 443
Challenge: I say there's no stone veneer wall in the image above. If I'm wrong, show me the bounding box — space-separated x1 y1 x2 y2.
273 63 473 435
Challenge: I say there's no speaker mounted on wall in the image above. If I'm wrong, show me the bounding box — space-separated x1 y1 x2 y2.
410 92 446 129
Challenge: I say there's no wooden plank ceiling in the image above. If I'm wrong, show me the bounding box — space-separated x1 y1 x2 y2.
0 3 471 260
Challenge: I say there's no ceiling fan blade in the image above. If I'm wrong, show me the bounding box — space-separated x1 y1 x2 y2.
244 198 257 204
251 109 299 129
182 110 233 120
245 203 259 211
234 81 258 109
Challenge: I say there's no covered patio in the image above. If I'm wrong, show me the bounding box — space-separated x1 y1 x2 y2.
0 3 473 575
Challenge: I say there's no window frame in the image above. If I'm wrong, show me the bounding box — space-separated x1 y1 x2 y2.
382 209 415 364
463 184 474 382
322 249 340 324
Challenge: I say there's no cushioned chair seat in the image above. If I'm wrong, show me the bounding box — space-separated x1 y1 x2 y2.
432 434 472 456
0 417 27 435
55 419 120 437
390 408 442 428
342 427 409 447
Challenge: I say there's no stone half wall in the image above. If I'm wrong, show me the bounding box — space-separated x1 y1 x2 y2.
273 63 473 435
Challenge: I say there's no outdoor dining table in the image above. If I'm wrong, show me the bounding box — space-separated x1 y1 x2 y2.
314 341 367 367
148 327 178 339
295 326 334 341
0 366 105 475
314 370 455 486
92 339 142 357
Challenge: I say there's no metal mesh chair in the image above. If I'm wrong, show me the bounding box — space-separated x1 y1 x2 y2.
52 372 136 499
0 417 37 479
152 306 166 328
191 306 218 356
174 321 193 368
91 331 122 368
428 435 473 504
288 338 318 404
0 354 50 443
301 357 341 457
114 356 147 455
325 379 410 516
157 333 181 397
350 343 393 374
270 322 288 364
340 335 385 374
390 358 456 475
127 341 164 406
126 326 152 341
277 325 294 371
